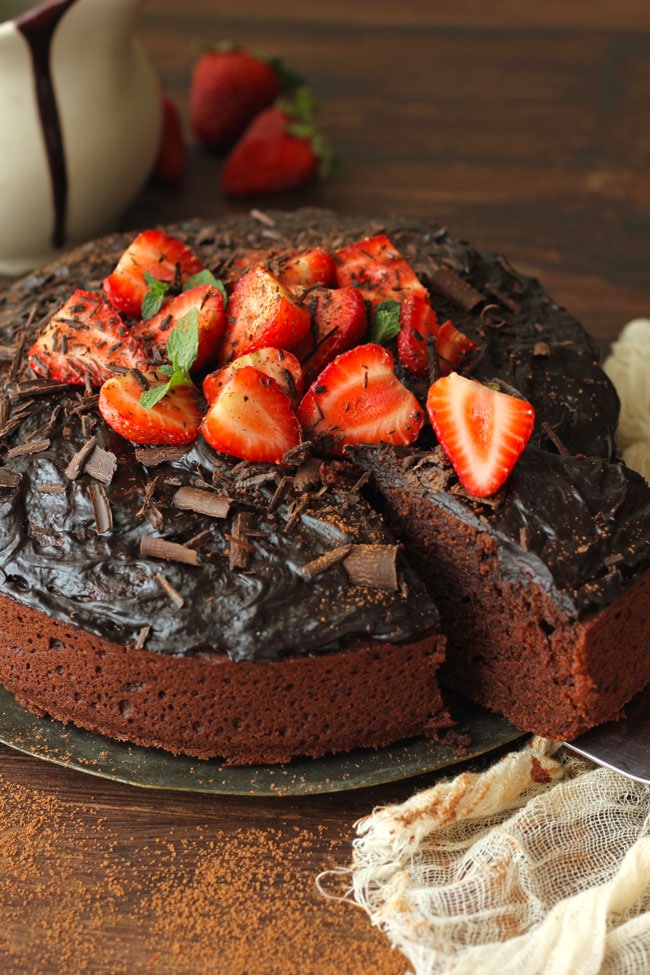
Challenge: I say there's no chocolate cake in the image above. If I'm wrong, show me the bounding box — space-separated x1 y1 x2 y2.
0 207 649 762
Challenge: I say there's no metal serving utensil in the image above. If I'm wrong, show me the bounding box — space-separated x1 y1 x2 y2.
564 683 650 783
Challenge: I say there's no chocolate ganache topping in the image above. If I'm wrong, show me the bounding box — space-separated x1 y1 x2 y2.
1 208 648 657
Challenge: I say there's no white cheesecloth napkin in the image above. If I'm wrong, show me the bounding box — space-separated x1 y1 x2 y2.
320 319 650 975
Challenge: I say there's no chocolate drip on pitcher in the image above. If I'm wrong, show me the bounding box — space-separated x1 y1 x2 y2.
16 0 79 250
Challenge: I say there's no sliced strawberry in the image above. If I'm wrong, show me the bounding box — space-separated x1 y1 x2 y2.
426 372 535 498
27 290 146 387
98 371 201 447
297 343 424 456
274 247 336 290
201 365 301 463
435 319 478 375
333 234 427 305
220 266 311 363
131 284 226 374
225 246 335 291
397 292 477 377
298 286 368 386
203 346 303 404
102 230 205 319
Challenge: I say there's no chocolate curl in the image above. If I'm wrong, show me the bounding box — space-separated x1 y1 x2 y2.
301 544 353 579
88 481 113 535
173 486 231 520
140 535 200 566
344 544 399 591
428 266 484 312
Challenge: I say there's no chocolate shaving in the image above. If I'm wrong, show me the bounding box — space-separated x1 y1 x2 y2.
264 474 291 514
172 486 231 519
88 481 113 535
140 535 200 566
428 265 484 312
134 625 151 649
154 572 184 608
9 379 69 400
228 511 255 570
533 341 551 357
603 552 624 567
542 421 571 456
293 459 322 493
301 544 353 579
36 482 66 494
185 528 212 551
249 208 276 227
0 468 21 488
85 446 117 485
134 446 188 467
64 436 97 480
485 284 520 314
6 438 50 459
343 544 399 591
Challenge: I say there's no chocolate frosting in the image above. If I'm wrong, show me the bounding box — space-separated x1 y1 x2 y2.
0 209 647 657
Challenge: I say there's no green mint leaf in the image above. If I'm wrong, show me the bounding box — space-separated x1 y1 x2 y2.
167 309 199 375
140 382 171 410
141 273 170 319
369 299 402 345
184 270 229 308
157 364 175 377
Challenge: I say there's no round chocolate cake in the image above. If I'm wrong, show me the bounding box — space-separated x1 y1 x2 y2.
0 208 649 763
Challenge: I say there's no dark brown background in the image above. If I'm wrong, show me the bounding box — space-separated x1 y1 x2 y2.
1 2 649 972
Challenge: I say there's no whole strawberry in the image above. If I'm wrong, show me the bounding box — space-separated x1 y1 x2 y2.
190 43 282 151
221 87 333 197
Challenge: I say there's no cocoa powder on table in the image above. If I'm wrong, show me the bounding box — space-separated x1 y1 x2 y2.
0 773 404 975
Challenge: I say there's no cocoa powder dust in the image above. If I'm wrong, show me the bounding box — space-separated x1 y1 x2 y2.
0 770 405 975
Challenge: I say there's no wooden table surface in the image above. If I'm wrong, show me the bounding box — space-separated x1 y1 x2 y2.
2 2 650 973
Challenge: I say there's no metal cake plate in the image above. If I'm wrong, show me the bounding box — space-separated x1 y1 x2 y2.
0 686 524 796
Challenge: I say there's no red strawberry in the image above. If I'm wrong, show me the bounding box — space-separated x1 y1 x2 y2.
131 284 226 374
99 371 202 447
225 246 335 291
27 290 146 387
398 292 477 377
297 343 424 456
220 88 332 197
426 372 535 498
201 365 301 463
334 234 427 305
102 230 205 319
190 45 281 151
435 319 478 375
203 346 303 404
152 95 185 185
220 266 311 363
298 286 368 386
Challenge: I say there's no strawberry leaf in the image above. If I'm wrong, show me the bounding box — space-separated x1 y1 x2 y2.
139 310 200 409
369 300 401 345
141 272 171 319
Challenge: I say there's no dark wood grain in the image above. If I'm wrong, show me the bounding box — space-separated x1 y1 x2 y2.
1 2 649 973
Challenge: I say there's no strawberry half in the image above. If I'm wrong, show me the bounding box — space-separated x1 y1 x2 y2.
426 372 535 498
102 230 205 319
298 285 368 386
398 292 477 377
220 266 311 363
98 371 202 447
131 284 227 374
201 364 301 463
334 234 427 305
27 290 146 387
297 343 424 456
203 346 303 404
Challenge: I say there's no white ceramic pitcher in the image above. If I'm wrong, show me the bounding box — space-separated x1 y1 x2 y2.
0 0 161 275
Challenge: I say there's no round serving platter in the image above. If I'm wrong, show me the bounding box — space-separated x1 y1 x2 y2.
0 685 524 796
